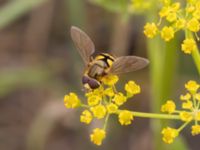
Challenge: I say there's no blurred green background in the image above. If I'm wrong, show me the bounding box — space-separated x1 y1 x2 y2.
0 0 199 150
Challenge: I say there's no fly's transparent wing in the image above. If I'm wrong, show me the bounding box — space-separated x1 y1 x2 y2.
70 26 95 65
109 56 149 74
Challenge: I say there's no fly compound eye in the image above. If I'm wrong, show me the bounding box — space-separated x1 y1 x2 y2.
82 76 90 84
88 79 100 89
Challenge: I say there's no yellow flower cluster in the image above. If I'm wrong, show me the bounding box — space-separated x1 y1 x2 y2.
161 100 176 114
63 74 141 145
143 0 199 54
90 128 106 146
161 127 179 144
118 110 134 125
161 80 200 144
64 92 80 108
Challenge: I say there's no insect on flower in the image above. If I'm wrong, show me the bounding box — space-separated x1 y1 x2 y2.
70 26 149 90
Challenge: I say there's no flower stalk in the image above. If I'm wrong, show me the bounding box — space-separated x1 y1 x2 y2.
185 30 200 75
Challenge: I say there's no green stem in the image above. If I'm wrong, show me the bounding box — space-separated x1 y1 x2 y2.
80 104 90 108
192 47 200 75
117 110 181 120
132 111 180 120
103 114 110 130
178 121 191 132
185 30 200 75
197 101 200 109
192 94 197 109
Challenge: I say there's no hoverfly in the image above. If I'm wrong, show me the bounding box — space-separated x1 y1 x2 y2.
70 26 149 90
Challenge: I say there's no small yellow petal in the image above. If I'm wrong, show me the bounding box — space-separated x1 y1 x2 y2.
182 101 193 109
185 80 199 94
175 19 186 29
104 87 115 97
118 110 134 125
161 127 179 144
113 93 127 106
191 125 200 135
101 75 119 86
90 105 107 119
161 26 175 42
90 128 106 146
106 103 118 114
80 110 93 124
64 92 80 108
187 18 200 32
161 100 176 114
180 93 191 101
181 38 196 54
180 111 193 122
87 95 101 106
125 81 141 97
143 22 158 38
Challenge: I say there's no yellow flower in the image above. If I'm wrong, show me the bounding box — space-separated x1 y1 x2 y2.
195 93 200 101
64 92 80 108
159 6 170 18
161 127 179 144
187 18 200 32
187 0 197 4
125 81 141 96
193 10 200 20
143 23 158 38
180 93 191 101
182 101 193 109
166 12 177 22
181 38 196 54
159 2 180 19
175 19 186 29
113 93 127 106
106 103 118 114
161 0 170 5
195 112 200 121
191 125 200 135
90 105 106 119
104 87 115 97
80 110 93 124
118 110 134 125
180 111 193 122
87 95 101 106
171 2 180 11
85 86 104 98
101 75 119 86
186 5 195 13
185 80 200 93
161 100 176 114
90 128 106 146
161 26 175 41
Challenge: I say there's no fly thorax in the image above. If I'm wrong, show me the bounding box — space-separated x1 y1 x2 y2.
94 53 115 70
87 60 107 78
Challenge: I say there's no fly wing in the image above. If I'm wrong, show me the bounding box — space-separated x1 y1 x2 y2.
109 56 149 74
70 26 95 65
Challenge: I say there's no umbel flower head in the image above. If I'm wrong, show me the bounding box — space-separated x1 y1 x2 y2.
63 74 141 146
143 0 200 55
161 80 200 144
